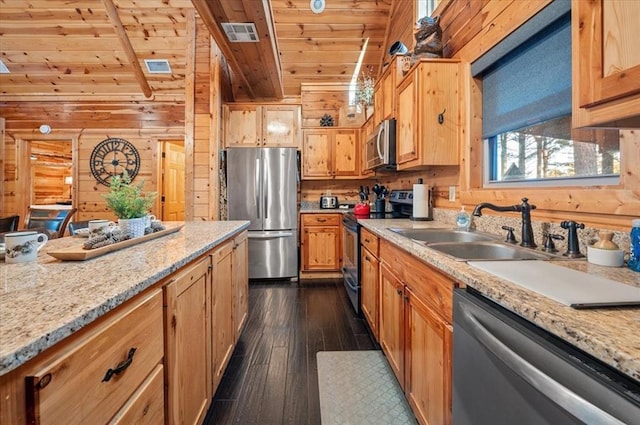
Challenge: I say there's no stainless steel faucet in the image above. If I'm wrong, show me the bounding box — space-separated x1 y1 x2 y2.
472 197 537 248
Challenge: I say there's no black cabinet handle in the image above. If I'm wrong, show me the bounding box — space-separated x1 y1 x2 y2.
102 348 137 382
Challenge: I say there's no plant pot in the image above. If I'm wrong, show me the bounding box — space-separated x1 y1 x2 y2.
118 217 146 238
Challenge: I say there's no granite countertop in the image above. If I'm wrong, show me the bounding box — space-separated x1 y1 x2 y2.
0 220 250 376
360 218 640 382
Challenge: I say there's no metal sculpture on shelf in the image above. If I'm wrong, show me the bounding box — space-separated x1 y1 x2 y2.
412 15 444 62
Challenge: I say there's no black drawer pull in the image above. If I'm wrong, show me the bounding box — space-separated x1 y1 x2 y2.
102 347 137 382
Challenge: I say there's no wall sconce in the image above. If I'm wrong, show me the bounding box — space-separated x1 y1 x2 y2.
64 176 73 199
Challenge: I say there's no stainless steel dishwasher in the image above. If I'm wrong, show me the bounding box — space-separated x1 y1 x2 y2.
453 288 640 425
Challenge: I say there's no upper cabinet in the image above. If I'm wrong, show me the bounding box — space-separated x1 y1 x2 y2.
302 128 359 179
573 0 640 128
373 56 403 126
396 60 461 170
223 104 301 148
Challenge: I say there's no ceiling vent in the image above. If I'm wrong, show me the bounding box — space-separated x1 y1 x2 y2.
0 59 10 74
144 59 172 74
221 23 260 42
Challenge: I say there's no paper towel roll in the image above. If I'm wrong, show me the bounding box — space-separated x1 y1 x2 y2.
413 183 430 219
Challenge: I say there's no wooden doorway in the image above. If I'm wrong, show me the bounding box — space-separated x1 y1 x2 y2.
161 140 185 221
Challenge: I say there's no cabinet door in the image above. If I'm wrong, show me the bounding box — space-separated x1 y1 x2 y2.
361 247 380 341
405 288 452 425
164 257 212 425
334 130 359 177
110 364 165 425
373 81 383 126
396 71 418 166
224 105 261 147
576 0 640 108
382 67 396 120
262 105 301 148
302 130 332 178
212 242 234 391
301 224 340 271
232 233 249 341
379 262 405 387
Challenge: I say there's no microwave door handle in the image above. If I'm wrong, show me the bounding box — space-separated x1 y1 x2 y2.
376 125 385 160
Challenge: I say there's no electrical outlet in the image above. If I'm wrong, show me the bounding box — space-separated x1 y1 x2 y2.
449 186 456 202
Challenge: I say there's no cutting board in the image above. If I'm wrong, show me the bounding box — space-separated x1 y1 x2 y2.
467 261 640 308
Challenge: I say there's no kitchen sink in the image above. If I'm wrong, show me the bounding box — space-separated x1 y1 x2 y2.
388 228 496 243
427 241 552 261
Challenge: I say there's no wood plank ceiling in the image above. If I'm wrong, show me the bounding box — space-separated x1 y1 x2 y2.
0 0 394 101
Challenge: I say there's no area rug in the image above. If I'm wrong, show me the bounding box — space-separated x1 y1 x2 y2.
317 350 417 425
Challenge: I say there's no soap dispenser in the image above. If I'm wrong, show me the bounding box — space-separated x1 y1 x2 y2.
455 206 471 231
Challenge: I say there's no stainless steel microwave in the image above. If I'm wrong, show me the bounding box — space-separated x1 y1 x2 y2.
365 118 396 170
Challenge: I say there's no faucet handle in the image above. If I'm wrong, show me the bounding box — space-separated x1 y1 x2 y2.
501 225 517 244
560 220 586 258
542 233 564 253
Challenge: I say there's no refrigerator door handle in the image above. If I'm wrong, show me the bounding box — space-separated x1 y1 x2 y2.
263 155 269 220
248 231 294 239
255 156 261 219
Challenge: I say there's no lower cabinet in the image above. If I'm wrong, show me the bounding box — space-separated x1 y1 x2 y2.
300 213 342 272
379 239 455 425
361 228 380 340
211 241 234 390
0 231 248 425
164 255 212 425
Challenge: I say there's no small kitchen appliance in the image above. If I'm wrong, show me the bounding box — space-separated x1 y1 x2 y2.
320 195 338 209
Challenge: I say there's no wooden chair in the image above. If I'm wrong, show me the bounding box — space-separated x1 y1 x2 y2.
0 215 20 233
68 220 89 236
24 208 77 239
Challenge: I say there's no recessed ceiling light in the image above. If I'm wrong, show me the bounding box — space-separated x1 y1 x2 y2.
144 59 172 74
221 23 260 42
0 59 10 74
39 124 52 134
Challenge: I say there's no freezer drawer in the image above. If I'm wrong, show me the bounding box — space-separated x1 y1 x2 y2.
248 231 298 279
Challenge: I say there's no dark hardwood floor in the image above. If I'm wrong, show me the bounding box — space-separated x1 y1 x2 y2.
204 279 377 425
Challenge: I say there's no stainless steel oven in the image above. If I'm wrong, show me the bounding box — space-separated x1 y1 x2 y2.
342 213 360 315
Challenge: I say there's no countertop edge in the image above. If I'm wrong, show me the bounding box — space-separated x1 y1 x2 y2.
0 221 250 376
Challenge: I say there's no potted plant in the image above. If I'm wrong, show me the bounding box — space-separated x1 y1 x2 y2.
102 171 157 237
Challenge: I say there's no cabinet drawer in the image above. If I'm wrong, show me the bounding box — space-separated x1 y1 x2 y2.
302 213 341 226
25 290 164 425
380 240 455 323
360 228 379 256
110 364 164 424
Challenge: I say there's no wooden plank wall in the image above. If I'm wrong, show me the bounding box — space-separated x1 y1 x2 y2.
300 83 351 128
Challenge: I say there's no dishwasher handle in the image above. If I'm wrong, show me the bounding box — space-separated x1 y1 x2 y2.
459 303 626 425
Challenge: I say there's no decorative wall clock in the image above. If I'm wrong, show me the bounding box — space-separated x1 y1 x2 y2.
90 137 140 186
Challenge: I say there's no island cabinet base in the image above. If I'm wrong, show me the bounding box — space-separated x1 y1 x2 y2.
0 230 249 425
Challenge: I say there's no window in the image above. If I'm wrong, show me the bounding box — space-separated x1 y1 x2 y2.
417 0 438 19
472 0 620 187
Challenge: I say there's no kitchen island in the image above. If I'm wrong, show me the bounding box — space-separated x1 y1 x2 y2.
360 218 640 382
0 220 249 424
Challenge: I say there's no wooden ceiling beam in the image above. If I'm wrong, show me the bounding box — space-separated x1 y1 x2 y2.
101 0 153 98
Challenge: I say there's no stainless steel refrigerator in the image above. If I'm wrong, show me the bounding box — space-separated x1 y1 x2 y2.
226 147 298 279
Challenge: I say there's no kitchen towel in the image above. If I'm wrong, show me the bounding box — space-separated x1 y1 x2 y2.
317 350 417 425
412 182 429 219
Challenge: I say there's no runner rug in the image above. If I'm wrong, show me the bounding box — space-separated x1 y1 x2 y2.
316 350 417 425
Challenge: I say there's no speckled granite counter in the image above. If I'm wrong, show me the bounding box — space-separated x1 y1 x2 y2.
359 218 640 382
0 220 249 376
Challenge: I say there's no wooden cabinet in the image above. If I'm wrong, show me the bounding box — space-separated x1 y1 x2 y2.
110 364 165 425
373 56 400 126
573 0 640 128
379 262 405 385
379 239 456 425
211 241 234 391
164 256 212 425
301 213 341 272
360 227 380 340
396 60 460 170
224 104 301 148
302 128 359 179
232 231 249 341
10 290 164 425
360 115 376 177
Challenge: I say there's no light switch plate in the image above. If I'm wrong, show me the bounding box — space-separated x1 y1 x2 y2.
449 186 456 202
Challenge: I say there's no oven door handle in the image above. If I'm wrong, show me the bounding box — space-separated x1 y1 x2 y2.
343 272 359 291
459 303 626 425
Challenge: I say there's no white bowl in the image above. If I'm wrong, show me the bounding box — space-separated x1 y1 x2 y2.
587 245 624 267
